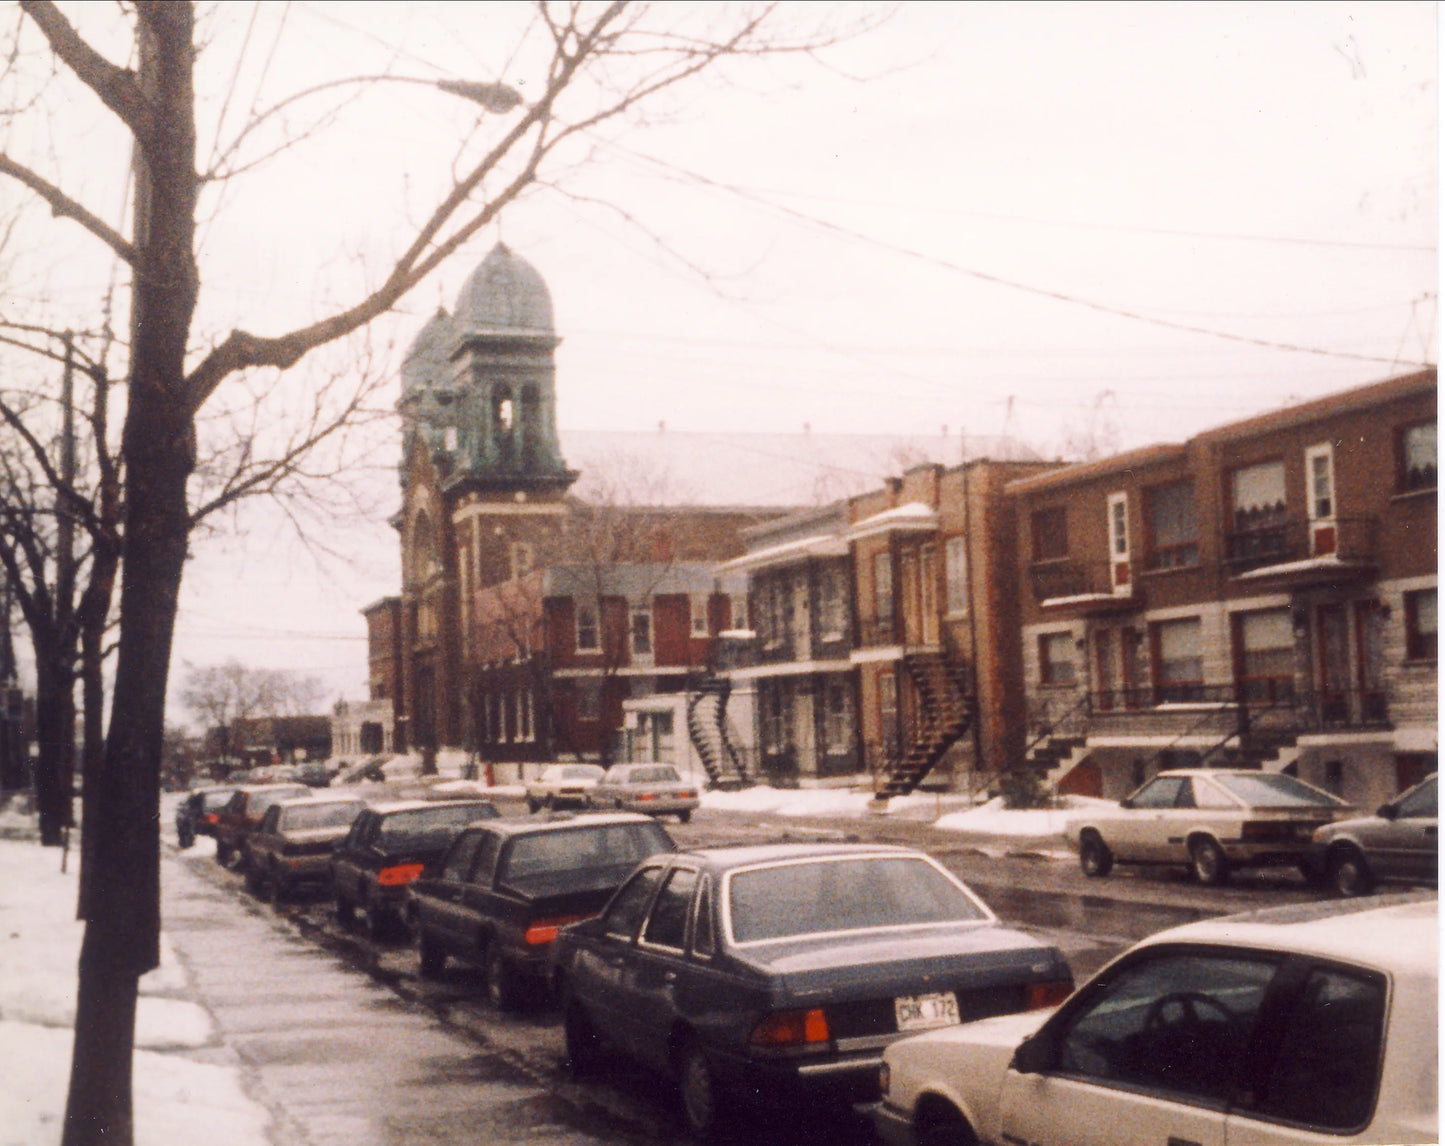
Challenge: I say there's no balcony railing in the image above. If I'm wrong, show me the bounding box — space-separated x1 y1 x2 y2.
1223 516 1378 575
858 617 900 647
1029 559 1137 607
1083 684 1390 733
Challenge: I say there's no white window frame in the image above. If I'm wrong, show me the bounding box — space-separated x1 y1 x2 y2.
1107 490 1130 595
1305 442 1334 522
575 602 600 652
945 535 969 617
690 594 709 637
631 602 654 658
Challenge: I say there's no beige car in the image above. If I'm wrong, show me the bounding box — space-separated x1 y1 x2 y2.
525 764 605 813
873 895 1438 1146
1064 769 1351 886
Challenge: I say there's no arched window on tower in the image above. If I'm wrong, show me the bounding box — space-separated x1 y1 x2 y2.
493 384 516 466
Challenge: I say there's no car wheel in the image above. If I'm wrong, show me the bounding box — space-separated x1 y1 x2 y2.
677 809 692 824
485 947 524 1012
676 1040 726 1139
335 892 356 928
544 795 556 813
563 1001 605 1078
526 798 540 814
417 929 446 979
244 867 264 896
1329 846 1375 897
215 840 233 866
1079 832 1113 877
918 1116 977 1146
1189 837 1229 886
365 900 394 943
177 826 195 849
269 869 288 906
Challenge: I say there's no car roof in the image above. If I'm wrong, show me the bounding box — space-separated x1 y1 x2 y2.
272 793 367 809
364 799 495 816
674 841 919 872
460 811 658 838
237 782 310 794
1136 894 1439 976
1157 768 1304 779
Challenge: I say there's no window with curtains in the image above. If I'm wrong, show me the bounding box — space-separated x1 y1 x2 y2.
1236 608 1294 701
824 679 853 754
1146 481 1200 569
945 535 969 614
1229 461 1288 564
1401 422 1437 491
1153 617 1204 702
1039 632 1077 686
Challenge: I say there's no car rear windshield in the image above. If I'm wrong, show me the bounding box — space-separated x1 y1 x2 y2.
621 766 680 784
378 805 496 849
727 856 989 943
279 802 365 830
201 791 234 811
559 766 603 780
251 788 310 814
1214 774 1345 808
498 821 674 892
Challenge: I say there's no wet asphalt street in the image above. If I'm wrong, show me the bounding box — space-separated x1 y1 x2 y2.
163 797 1326 1146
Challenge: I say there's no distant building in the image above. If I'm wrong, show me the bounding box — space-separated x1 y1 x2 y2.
1009 368 1436 809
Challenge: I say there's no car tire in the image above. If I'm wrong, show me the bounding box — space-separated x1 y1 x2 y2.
417 929 446 979
563 1001 605 1078
365 900 394 943
526 798 540 814
1189 837 1229 886
676 1039 726 1140
485 947 524 1012
215 840 233 866
1329 846 1376 897
269 869 288 906
244 867 264 896
1079 832 1113 877
918 1117 977 1146
177 825 195 849
677 809 692 824
335 892 356 928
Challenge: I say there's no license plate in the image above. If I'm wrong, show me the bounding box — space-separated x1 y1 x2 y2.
895 991 960 1032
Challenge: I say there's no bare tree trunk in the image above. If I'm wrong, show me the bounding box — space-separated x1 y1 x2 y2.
63 7 198 1143
31 639 75 846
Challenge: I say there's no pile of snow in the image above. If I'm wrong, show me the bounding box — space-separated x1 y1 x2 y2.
935 794 1116 837
0 835 271 1146
701 785 973 819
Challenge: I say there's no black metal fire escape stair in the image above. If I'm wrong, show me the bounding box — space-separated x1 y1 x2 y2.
875 651 975 800
685 676 751 790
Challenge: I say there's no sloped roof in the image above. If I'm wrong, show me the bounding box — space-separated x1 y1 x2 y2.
560 429 1040 509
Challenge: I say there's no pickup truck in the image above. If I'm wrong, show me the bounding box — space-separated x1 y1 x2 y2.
408 813 675 1010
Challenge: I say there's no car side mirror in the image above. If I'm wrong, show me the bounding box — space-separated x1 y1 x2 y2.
1377 802 1400 821
1118 797 1134 810
1009 1030 1056 1075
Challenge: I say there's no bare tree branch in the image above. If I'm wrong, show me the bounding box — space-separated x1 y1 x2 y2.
0 154 136 262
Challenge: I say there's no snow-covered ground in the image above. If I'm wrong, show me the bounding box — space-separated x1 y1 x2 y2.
0 802 271 1146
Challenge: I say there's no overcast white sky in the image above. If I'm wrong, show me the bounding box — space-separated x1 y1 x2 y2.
3 2 1436 719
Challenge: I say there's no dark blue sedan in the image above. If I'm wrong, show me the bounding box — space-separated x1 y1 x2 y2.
552 842 1073 1137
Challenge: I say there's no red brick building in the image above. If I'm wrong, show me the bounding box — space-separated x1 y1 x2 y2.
1009 369 1436 809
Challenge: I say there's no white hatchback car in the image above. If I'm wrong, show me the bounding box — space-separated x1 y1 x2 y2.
872 895 1437 1146
1065 769 1352 886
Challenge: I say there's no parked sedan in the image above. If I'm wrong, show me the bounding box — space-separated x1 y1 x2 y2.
525 764 605 813
174 784 237 848
1312 772 1437 896
873 894 1437 1146
244 794 369 901
553 843 1073 1137
591 763 700 822
1065 769 1352 885
409 813 676 1010
212 783 311 866
331 799 500 938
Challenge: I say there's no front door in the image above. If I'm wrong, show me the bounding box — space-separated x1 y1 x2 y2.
792 686 816 775
900 549 921 646
1316 604 1350 725
919 543 940 646
790 572 811 657
1095 630 1117 711
1355 600 1386 723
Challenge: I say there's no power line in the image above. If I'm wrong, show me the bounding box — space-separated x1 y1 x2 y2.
620 148 1434 370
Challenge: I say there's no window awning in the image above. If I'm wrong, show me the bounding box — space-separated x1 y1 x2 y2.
846 502 939 541
716 533 849 573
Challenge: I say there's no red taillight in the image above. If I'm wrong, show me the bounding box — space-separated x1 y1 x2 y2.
1026 980 1074 1010
205 813 219 824
524 913 592 946
683 791 697 800
377 863 425 887
749 1008 830 1047
637 792 656 801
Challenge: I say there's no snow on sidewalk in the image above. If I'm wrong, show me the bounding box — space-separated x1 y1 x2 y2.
0 831 272 1146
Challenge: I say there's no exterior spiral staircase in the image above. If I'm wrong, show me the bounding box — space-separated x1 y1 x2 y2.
873 651 975 800
685 676 752 789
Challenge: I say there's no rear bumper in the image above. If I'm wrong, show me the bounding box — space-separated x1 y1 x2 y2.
712 1045 889 1109
868 1100 918 1146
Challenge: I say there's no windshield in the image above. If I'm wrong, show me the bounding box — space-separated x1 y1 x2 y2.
560 766 604 780
280 802 365 831
378 804 496 849
1214 773 1346 808
616 766 680 784
727 856 989 944
251 787 309 815
498 821 673 891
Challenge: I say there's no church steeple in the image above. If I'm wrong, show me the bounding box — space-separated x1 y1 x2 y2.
398 243 576 498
